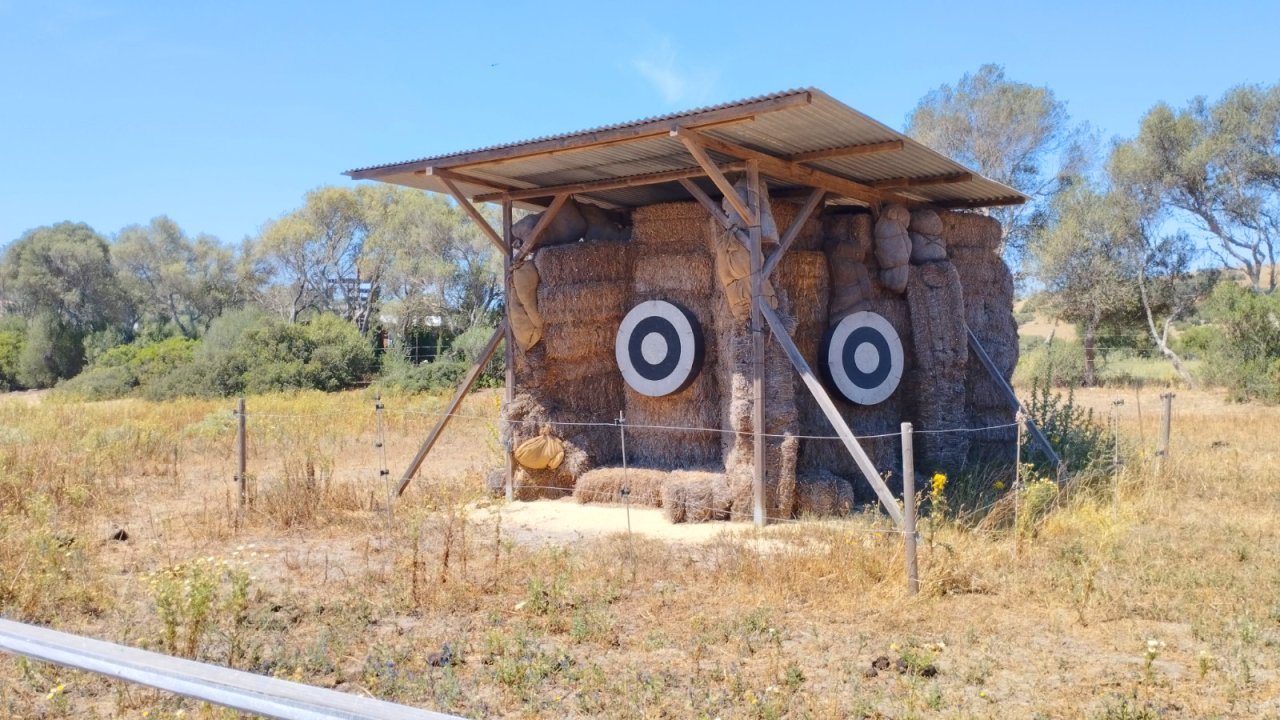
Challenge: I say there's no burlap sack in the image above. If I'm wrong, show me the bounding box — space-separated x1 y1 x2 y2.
509 259 544 350
909 209 947 263
513 425 565 470
714 230 778 321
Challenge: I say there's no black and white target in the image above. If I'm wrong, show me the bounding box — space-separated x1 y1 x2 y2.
615 300 705 397
821 311 904 405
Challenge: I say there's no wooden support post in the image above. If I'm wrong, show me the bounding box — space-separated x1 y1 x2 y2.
512 193 570 264
397 322 507 497
759 302 904 528
965 326 1062 471
747 162 766 528
901 422 918 595
761 187 825 279
1157 392 1174 474
502 200 515 504
236 397 246 509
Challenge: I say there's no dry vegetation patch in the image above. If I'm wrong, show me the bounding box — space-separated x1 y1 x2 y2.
0 387 1277 718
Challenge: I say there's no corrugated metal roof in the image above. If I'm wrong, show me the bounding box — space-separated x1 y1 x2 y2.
345 88 1025 210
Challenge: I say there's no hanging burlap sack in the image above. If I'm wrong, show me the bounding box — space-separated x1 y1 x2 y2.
874 204 911 293
722 177 780 246
713 229 778 321
909 209 947 263
509 259 544 350
513 425 565 470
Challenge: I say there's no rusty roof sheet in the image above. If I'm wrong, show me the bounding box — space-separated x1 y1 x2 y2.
345 88 1025 210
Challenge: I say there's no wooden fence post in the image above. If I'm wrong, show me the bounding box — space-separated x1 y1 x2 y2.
901 422 918 595
236 397 247 510
1157 392 1174 474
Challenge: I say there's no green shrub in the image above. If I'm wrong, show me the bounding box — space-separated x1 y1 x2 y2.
1197 283 1280 402
58 365 136 400
17 313 84 389
0 327 23 390
1014 340 1086 387
1022 372 1108 475
381 360 470 394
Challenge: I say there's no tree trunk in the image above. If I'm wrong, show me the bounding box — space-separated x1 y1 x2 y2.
1081 310 1100 387
1137 269 1198 388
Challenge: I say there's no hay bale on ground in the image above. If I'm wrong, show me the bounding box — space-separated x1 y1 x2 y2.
794 472 855 517
662 471 731 523
573 467 668 507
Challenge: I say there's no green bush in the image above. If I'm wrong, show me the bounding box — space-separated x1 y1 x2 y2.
1014 340 1086 387
0 327 23 391
1022 372 1108 476
381 360 470 394
17 313 84 389
1199 283 1280 403
58 310 376 400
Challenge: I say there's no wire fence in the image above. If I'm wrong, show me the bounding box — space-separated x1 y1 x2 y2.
224 390 1176 593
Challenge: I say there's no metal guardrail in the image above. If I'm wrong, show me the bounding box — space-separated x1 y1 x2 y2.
0 618 466 720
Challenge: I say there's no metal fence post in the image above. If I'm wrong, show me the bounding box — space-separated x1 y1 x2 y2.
900 422 918 595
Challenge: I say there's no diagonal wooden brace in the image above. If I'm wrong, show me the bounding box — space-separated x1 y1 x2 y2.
676 130 757 227
762 187 825 280
396 321 507 496
439 174 506 255
512 193 570 264
759 301 905 528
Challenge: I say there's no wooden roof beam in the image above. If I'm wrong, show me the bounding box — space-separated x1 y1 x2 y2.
786 139 904 163
671 126 898 207
471 162 747 203
869 172 973 190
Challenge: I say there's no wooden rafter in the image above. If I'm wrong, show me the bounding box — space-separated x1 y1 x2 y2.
677 134 757 227
786 139 904 163
671 127 903 207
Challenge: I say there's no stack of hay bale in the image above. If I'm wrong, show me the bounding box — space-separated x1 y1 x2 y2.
796 210 909 506
944 211 1019 463
622 203 723 469
905 209 971 469
506 238 632 497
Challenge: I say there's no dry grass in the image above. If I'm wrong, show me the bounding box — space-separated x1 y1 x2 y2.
0 384 1278 719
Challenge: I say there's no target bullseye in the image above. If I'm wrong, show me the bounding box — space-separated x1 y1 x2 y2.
616 300 704 397
821 311 903 405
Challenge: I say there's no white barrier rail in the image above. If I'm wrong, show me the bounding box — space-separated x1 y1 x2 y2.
0 618 466 720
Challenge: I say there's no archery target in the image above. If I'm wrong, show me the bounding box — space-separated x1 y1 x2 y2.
821 311 903 405
615 300 705 397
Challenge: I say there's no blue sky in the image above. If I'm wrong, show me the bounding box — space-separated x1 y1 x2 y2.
2 0 1277 246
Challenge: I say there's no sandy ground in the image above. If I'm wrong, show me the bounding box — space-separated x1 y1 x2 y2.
478 497 735 545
